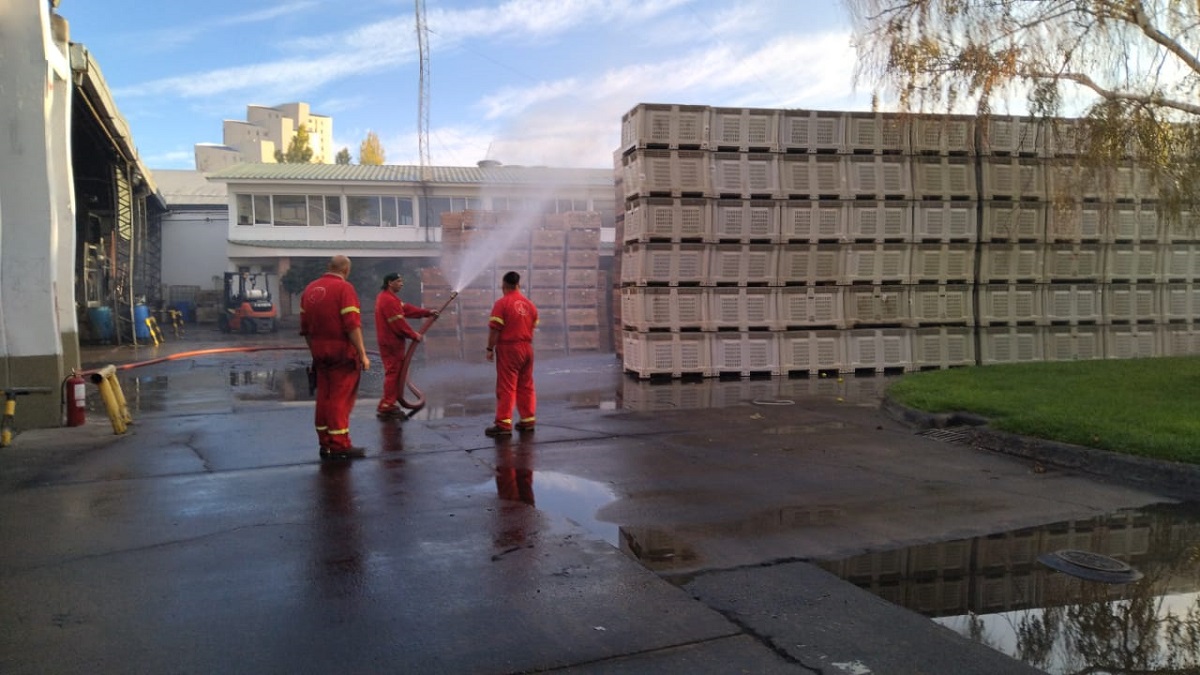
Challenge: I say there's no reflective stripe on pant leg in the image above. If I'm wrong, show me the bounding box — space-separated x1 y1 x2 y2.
326 361 360 450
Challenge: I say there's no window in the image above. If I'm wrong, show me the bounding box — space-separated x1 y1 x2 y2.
348 196 381 226
274 195 307 226
306 195 341 226
236 194 253 225
253 195 272 225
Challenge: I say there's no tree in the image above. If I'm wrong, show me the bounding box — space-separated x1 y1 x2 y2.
359 131 385 165
335 147 352 165
274 123 314 164
843 0 1200 214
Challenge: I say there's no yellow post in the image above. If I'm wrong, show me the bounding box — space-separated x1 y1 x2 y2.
89 365 129 434
0 395 15 447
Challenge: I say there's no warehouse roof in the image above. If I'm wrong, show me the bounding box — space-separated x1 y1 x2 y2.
207 162 614 187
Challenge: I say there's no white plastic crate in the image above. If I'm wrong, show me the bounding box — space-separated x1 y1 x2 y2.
844 285 909 326
914 201 978 242
708 244 777 285
980 326 1045 364
705 287 777 331
1162 212 1200 244
623 197 711 242
1046 201 1105 242
848 200 912 241
844 113 909 154
622 331 712 378
711 200 779 242
780 109 845 153
1104 243 1160 282
911 115 975 155
981 202 1044 242
618 378 712 411
1161 323 1200 356
1043 283 1102 324
1104 283 1161 324
980 116 1043 155
620 286 706 331
777 330 845 375
981 157 1046 200
1043 243 1103 281
709 107 780 152
912 326 976 369
1103 325 1160 359
846 155 912 197
777 244 841 285
779 155 845 197
1109 203 1161 242
909 243 976 284
844 328 912 372
780 200 847 242
777 286 844 328
843 243 910 285
621 242 708 286
1163 283 1200 322
711 153 780 197
1043 118 1082 157
912 156 975 198
1162 243 1200 281
909 284 974 325
620 103 709 153
709 332 780 375
979 284 1044 325
622 149 711 198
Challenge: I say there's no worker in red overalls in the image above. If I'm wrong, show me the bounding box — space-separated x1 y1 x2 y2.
374 272 437 419
300 255 371 460
485 271 539 437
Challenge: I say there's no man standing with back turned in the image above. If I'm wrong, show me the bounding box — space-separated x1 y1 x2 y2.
485 271 539 437
301 255 371 460
374 272 437 420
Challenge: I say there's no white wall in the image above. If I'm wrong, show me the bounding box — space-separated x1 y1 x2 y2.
161 209 229 290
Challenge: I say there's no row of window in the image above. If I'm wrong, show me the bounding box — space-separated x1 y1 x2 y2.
235 194 602 228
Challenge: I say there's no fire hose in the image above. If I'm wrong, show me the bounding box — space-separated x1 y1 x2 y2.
396 291 459 414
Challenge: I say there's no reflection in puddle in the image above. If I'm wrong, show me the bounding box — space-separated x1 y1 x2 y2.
483 470 618 546
818 503 1200 674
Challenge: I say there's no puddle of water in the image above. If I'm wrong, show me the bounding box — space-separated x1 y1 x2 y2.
817 503 1200 674
470 469 619 545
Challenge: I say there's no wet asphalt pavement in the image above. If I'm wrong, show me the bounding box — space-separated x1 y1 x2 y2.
0 328 1189 674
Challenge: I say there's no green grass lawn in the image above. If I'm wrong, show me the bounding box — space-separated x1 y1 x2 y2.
886 356 1200 465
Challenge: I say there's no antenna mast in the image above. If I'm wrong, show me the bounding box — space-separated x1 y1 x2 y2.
415 0 430 181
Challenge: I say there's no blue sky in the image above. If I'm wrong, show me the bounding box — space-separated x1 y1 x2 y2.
63 0 870 171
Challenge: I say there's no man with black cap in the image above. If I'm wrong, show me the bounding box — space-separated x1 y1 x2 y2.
374 272 438 419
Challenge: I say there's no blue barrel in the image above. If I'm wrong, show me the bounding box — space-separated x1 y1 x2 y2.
170 301 196 323
134 303 151 339
88 306 114 343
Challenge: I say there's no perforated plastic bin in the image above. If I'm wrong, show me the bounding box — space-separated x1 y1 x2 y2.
1108 203 1162 242
982 202 1045 242
1103 283 1162 324
711 200 779 242
980 115 1043 156
978 243 1045 283
912 156 975 199
844 328 912 372
711 153 780 198
909 284 975 326
845 155 912 198
911 326 976 370
1161 323 1200 356
622 149 711 199
1162 282 1200 322
1104 243 1161 283
620 286 706 331
1162 213 1200 244
1163 243 1200 281
1043 118 1083 157
909 243 976 284
776 244 842 285
843 285 910 327
709 106 781 152
842 243 911 285
622 330 712 379
705 287 778 331
777 285 845 329
779 109 846 154
780 200 846 242
848 200 912 242
978 284 1045 325
1046 201 1105 242
709 332 780 376
619 103 709 153
779 155 846 197
620 242 709 286
1042 243 1103 281
910 115 976 155
914 201 978 242
979 325 1045 365
1043 283 1103 325
1103 324 1161 359
708 243 777 286
981 157 1047 200
623 197 711 243
844 112 910 154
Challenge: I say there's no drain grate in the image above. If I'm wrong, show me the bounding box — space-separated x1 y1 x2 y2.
917 426 976 445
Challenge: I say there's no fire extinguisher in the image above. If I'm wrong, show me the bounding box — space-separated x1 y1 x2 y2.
64 370 87 427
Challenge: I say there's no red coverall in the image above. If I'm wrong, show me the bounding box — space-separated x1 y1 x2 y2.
301 273 363 451
374 290 434 413
488 290 539 431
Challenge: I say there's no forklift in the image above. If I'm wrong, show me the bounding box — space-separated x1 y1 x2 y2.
219 272 277 334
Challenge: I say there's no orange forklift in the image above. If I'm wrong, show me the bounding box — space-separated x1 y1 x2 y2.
219 272 277 334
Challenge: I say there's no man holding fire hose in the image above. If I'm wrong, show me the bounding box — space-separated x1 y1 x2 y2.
374 272 438 420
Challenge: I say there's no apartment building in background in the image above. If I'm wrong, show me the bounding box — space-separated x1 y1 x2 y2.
195 102 333 171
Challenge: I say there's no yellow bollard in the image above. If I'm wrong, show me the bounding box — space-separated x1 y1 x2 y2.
89 365 130 434
0 394 15 447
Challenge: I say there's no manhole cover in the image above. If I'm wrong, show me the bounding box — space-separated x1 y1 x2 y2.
1037 549 1143 584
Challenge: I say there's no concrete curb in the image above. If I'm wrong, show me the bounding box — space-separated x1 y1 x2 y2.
881 396 1200 499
